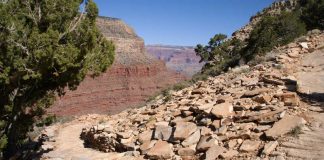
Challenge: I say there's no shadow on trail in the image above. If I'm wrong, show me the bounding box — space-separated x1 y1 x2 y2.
299 92 324 109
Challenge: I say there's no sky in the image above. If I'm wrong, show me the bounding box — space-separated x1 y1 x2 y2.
94 0 274 46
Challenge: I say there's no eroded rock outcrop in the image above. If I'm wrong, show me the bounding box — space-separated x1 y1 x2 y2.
48 17 185 116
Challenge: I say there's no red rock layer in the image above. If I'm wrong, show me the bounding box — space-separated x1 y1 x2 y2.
48 17 185 116
48 61 184 116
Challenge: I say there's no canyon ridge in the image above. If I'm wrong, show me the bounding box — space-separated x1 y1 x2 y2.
48 17 186 116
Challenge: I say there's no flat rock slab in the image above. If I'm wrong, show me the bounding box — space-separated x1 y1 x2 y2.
265 115 306 139
239 140 261 152
210 102 233 118
262 141 279 155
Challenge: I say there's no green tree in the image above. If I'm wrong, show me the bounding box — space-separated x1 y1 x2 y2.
195 34 228 63
242 11 306 61
299 0 324 30
195 34 243 76
0 0 115 158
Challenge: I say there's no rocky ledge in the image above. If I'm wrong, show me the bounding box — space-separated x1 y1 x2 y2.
77 31 323 159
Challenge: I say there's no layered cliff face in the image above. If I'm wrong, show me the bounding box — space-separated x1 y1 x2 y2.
146 45 204 77
48 17 185 116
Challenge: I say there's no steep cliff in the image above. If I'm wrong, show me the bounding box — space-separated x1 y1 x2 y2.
146 45 204 77
48 17 185 116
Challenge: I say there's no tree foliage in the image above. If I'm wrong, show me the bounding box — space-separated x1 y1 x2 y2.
242 11 306 61
195 34 243 76
0 0 115 157
299 0 324 30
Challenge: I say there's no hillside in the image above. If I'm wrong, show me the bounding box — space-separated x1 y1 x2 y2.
146 45 204 77
48 17 185 116
37 0 324 159
40 30 324 159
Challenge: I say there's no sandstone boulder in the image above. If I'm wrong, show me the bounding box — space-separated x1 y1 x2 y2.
146 140 174 159
205 145 226 160
262 141 279 155
138 130 153 143
154 125 173 141
140 140 157 154
252 94 272 104
196 136 218 151
174 122 197 140
210 102 233 118
299 42 309 49
277 93 299 106
239 140 261 152
178 147 196 156
182 130 201 147
287 48 300 58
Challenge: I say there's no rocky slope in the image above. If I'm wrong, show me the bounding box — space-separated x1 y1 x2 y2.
146 45 204 77
41 31 324 159
48 17 185 116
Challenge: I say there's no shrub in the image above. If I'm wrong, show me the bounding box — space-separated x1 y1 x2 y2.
288 125 303 137
242 11 306 61
36 115 57 127
299 0 324 30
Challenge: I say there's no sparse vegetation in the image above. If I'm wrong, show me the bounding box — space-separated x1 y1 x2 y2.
196 0 324 75
242 11 307 61
288 125 303 137
146 81 192 104
162 89 172 103
36 115 57 127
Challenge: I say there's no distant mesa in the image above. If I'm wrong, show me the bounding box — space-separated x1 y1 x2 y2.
146 45 204 77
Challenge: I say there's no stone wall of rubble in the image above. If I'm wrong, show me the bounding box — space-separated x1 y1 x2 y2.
81 31 323 160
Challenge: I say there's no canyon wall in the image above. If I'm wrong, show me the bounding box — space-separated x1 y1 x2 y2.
146 45 204 77
48 17 185 116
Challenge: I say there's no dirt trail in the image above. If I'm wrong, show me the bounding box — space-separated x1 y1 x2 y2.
279 49 324 160
279 112 324 160
297 49 324 100
41 120 123 160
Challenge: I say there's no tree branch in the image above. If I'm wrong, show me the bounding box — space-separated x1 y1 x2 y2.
9 40 30 56
59 1 86 40
25 1 38 25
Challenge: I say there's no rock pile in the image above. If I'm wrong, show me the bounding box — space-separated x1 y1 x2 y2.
80 31 323 159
